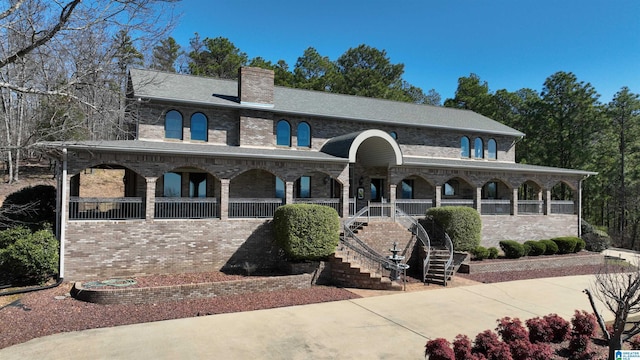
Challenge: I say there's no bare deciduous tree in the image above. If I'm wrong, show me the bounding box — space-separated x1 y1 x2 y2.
585 260 640 360
0 0 179 183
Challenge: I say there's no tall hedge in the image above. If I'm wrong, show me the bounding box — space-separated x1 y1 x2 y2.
426 206 481 252
273 204 340 261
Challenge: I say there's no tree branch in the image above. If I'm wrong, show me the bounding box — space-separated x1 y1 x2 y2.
584 288 611 341
0 81 97 110
0 0 81 69
0 0 26 21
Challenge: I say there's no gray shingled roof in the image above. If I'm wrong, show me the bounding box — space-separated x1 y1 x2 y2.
39 140 348 163
129 68 525 137
403 156 597 176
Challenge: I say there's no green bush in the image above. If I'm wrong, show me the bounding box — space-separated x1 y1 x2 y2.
582 229 610 252
524 240 546 256
499 240 525 259
0 185 56 231
0 226 59 284
540 239 559 255
522 242 531 256
574 237 586 252
472 246 489 260
273 204 340 261
426 206 481 252
487 247 499 259
552 237 578 254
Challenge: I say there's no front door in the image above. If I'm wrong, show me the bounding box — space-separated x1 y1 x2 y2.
371 178 384 202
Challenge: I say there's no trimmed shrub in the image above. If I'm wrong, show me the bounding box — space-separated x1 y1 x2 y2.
526 316 551 343
273 204 340 261
499 240 525 259
522 242 531 256
473 330 512 360
472 246 489 261
524 240 546 256
539 239 558 255
543 313 571 342
452 334 474 360
487 247 499 259
427 207 482 252
574 237 586 252
571 310 597 337
552 237 578 254
508 339 553 360
496 317 528 344
0 185 56 231
582 229 611 252
0 226 59 284
425 338 455 360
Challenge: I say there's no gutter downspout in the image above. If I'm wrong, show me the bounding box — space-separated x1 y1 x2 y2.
578 174 591 238
59 148 67 280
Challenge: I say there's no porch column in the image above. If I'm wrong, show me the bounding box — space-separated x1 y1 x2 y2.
285 181 294 205
220 179 230 219
389 183 397 204
342 183 350 218
537 190 544 214
475 187 482 214
145 177 157 221
435 185 442 207
511 188 519 216
544 189 552 215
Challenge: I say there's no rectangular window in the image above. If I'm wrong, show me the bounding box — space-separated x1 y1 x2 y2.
298 176 311 198
275 178 285 199
163 172 181 197
401 180 414 199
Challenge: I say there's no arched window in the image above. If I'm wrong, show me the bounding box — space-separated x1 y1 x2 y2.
276 120 291 146
297 122 311 147
488 139 497 160
163 172 181 197
190 112 208 141
460 136 470 158
165 110 183 139
474 137 484 159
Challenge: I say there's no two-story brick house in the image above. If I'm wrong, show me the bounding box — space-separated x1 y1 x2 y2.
44 67 595 281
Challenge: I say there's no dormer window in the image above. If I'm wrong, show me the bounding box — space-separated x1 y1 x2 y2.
165 110 183 140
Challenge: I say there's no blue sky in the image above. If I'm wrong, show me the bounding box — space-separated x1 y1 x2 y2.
169 0 639 104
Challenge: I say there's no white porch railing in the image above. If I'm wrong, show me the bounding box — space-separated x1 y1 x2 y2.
155 197 219 219
69 197 145 220
293 198 341 214
481 200 511 215
551 200 575 214
395 199 433 216
228 198 283 218
441 199 475 208
518 200 544 214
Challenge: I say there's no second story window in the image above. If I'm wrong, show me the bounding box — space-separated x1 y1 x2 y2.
474 137 484 159
460 136 470 158
190 112 208 141
297 122 311 147
488 139 497 160
165 110 183 140
276 120 291 147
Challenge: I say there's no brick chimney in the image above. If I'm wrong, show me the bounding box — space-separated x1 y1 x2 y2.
238 67 274 107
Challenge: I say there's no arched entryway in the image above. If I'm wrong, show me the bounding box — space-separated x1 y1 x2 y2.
321 130 403 213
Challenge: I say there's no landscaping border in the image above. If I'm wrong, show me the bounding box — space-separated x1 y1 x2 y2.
459 252 604 274
71 273 314 305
